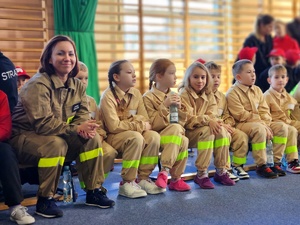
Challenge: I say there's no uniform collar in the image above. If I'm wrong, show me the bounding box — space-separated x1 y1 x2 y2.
213 90 222 100
151 84 170 101
114 85 136 102
235 82 255 93
49 74 76 90
186 86 208 101
269 87 286 99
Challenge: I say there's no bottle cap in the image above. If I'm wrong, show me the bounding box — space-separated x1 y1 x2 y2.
64 166 70 170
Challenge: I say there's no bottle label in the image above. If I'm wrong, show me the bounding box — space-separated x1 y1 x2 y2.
267 154 274 165
170 112 178 123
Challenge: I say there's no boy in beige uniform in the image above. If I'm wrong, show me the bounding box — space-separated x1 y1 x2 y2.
226 59 288 178
263 64 300 173
205 61 249 180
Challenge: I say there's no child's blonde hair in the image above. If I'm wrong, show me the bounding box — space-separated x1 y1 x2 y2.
78 61 88 72
205 61 221 73
178 62 212 94
232 59 253 78
268 64 287 78
149 58 174 90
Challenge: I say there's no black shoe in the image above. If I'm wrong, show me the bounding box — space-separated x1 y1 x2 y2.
271 164 286 176
35 196 63 218
256 164 278 179
85 187 115 209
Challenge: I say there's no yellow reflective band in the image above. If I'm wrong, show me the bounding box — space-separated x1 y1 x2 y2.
232 156 247 165
80 181 86 189
161 135 182 146
214 137 230 148
122 160 139 169
285 146 298 154
272 136 287 145
140 156 158 165
38 156 65 168
79 148 103 163
66 116 74 124
176 150 188 161
227 156 231 164
252 142 266 151
197 140 214 150
290 83 298 96
104 173 109 179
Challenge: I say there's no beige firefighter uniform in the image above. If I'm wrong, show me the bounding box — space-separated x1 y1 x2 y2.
179 87 230 171
226 82 288 166
143 85 188 179
100 85 160 182
9 73 104 197
264 87 299 162
213 90 249 167
76 96 117 189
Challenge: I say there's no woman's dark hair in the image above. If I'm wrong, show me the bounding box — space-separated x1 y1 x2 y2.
39 35 79 77
108 59 128 105
254 14 274 36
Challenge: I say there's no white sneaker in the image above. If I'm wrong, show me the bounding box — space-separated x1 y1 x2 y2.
233 166 250 179
227 171 239 182
118 181 147 198
287 159 300 174
138 179 166 194
10 206 35 225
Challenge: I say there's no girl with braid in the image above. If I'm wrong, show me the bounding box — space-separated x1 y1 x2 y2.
99 60 164 198
143 58 190 191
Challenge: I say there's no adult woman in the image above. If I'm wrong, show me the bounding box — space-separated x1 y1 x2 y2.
9 35 114 219
242 14 274 80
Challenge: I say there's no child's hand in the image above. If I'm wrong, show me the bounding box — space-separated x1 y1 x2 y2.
208 120 222 135
144 122 152 131
264 125 273 140
174 94 181 108
163 93 180 108
222 123 234 134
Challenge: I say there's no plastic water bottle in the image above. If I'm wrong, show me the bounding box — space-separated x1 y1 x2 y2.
169 92 178 124
266 140 274 167
63 166 73 203
281 155 287 169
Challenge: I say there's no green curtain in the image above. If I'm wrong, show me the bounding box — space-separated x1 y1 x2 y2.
53 0 100 103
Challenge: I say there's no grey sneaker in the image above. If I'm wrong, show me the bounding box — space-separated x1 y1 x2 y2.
233 166 250 179
10 206 35 225
227 171 239 182
138 179 166 194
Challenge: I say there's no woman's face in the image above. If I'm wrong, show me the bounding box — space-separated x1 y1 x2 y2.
49 41 76 77
260 22 274 36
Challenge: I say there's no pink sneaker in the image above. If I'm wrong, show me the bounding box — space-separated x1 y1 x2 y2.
214 172 235 186
155 172 168 188
194 175 215 189
168 179 191 191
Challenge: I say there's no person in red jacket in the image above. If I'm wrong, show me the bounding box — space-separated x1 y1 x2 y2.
0 90 35 225
273 20 299 53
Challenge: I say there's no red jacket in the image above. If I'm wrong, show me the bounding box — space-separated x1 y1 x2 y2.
0 90 12 141
273 34 299 53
